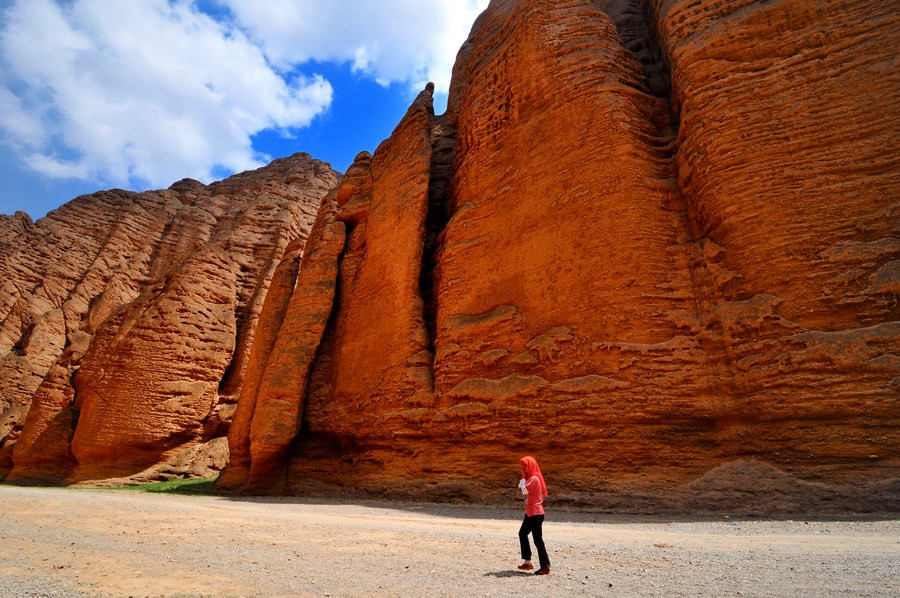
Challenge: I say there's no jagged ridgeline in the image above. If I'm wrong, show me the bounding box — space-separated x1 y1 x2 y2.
2 0 898 513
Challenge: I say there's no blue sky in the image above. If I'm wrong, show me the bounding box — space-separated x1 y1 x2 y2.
0 0 487 219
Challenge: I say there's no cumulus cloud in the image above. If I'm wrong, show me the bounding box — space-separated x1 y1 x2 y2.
0 0 332 188
219 0 489 93
0 0 488 189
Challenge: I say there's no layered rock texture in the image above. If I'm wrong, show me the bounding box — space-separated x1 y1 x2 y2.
2 0 897 512
0 154 338 483
223 0 899 512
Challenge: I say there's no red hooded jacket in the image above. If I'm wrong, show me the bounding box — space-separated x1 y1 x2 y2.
520 456 548 516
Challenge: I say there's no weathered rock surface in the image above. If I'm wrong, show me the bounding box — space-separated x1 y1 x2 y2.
223 0 898 511
1 154 338 483
3 0 896 511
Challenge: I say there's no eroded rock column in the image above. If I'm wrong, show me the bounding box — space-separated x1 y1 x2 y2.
646 0 900 479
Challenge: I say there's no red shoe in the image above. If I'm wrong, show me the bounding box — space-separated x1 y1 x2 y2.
517 562 534 570
535 568 551 575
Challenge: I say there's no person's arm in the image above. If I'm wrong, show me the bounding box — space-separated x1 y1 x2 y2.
525 476 541 497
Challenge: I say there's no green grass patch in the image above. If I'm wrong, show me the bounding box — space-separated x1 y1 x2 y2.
97 475 218 494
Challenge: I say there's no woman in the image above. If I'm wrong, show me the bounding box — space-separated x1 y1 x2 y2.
517 455 551 575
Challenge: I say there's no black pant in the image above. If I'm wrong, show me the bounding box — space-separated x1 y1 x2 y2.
519 514 550 569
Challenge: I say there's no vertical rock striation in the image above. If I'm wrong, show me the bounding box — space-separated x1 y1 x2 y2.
221 87 440 493
645 0 900 470
431 0 706 488
1 154 338 482
3 0 895 511
224 0 898 512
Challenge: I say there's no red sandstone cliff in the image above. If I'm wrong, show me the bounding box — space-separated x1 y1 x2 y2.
3 0 897 513
0 154 338 483
223 0 899 513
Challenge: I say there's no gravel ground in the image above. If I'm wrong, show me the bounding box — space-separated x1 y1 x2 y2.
0 485 898 597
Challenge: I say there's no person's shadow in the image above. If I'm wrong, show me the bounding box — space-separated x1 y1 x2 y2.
484 570 528 578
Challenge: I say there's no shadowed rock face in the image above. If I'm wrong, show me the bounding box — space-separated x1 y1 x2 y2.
223 0 898 512
0 154 338 483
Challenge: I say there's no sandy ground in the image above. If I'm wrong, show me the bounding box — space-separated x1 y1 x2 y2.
0 486 898 597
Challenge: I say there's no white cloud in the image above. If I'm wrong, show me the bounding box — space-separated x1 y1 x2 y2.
0 0 488 189
220 0 489 93
0 86 43 147
0 0 332 188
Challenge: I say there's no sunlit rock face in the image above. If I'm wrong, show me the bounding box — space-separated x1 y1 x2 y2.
1 154 338 483
223 0 898 512
3 0 896 513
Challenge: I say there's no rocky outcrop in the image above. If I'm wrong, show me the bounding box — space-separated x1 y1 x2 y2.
2 0 896 512
223 0 898 511
1 154 338 483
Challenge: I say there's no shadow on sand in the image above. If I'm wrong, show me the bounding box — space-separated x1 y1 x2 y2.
483 570 529 578
208 493 898 525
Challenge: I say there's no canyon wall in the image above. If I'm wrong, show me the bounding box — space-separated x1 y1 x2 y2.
0 154 338 483
2 0 896 512
225 0 898 512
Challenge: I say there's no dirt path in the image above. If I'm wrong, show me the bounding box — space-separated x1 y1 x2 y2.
1 486 898 597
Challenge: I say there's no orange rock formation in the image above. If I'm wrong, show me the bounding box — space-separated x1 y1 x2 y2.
3 0 897 512
0 155 337 482
223 0 899 512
